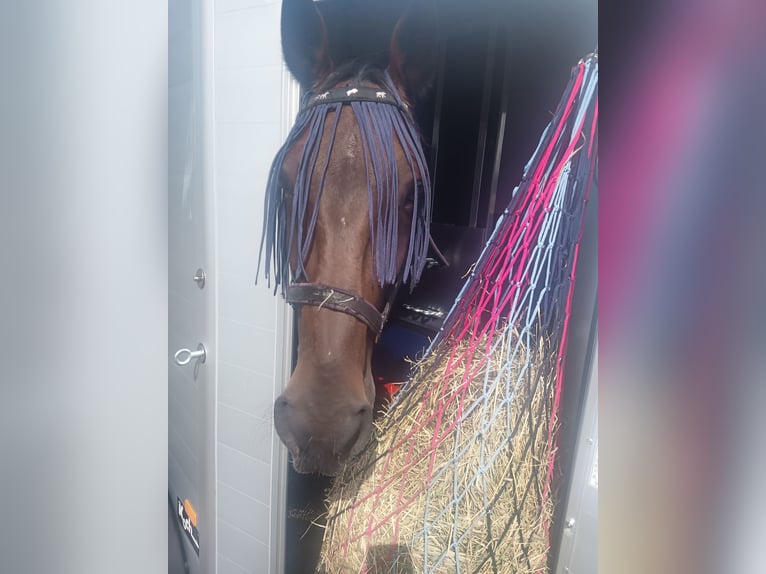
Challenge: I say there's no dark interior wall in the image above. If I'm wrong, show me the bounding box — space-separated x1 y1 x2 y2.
428 0 598 227
495 0 597 217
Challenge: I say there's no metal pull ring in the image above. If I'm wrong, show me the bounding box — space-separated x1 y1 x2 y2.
174 343 206 366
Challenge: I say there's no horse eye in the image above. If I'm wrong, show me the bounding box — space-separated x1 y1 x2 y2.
278 171 293 196
403 181 423 210
279 175 293 200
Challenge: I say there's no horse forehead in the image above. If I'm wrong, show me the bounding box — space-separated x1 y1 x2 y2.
342 128 359 160
281 107 364 178
331 107 412 178
283 104 412 201
334 107 368 162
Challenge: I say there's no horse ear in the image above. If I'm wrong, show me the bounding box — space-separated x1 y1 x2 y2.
281 0 333 89
387 0 439 104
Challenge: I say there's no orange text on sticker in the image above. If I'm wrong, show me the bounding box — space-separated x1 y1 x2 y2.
184 499 198 528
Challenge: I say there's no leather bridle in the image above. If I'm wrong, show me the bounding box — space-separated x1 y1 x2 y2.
302 84 409 111
285 282 394 341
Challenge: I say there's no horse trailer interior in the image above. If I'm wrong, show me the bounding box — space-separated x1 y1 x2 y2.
169 1 597 572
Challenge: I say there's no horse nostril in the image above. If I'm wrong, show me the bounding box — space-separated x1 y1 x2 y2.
337 403 373 458
273 396 292 443
275 396 289 410
356 405 370 417
274 396 289 420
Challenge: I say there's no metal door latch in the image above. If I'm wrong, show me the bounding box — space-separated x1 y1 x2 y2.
174 343 206 366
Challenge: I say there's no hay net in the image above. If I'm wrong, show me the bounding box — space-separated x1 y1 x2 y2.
320 54 598 574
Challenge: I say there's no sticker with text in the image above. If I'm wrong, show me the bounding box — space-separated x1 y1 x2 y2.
177 497 200 555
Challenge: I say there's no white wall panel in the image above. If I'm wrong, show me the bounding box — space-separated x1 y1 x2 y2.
216 5 282 70
213 1 293 572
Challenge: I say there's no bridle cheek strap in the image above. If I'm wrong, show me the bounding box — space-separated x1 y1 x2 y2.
285 283 391 341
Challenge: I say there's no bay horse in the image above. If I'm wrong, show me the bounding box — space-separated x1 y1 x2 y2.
259 0 437 475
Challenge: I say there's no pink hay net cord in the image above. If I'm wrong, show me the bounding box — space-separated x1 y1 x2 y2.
332 58 597 572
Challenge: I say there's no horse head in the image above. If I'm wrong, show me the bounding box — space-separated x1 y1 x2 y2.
260 0 437 476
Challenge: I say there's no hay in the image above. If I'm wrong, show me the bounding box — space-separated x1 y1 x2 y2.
319 330 557 574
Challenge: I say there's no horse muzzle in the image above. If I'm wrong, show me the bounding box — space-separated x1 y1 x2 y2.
273 393 373 476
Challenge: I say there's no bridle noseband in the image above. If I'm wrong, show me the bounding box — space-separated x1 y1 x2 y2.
286 283 393 340
283 84 410 341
